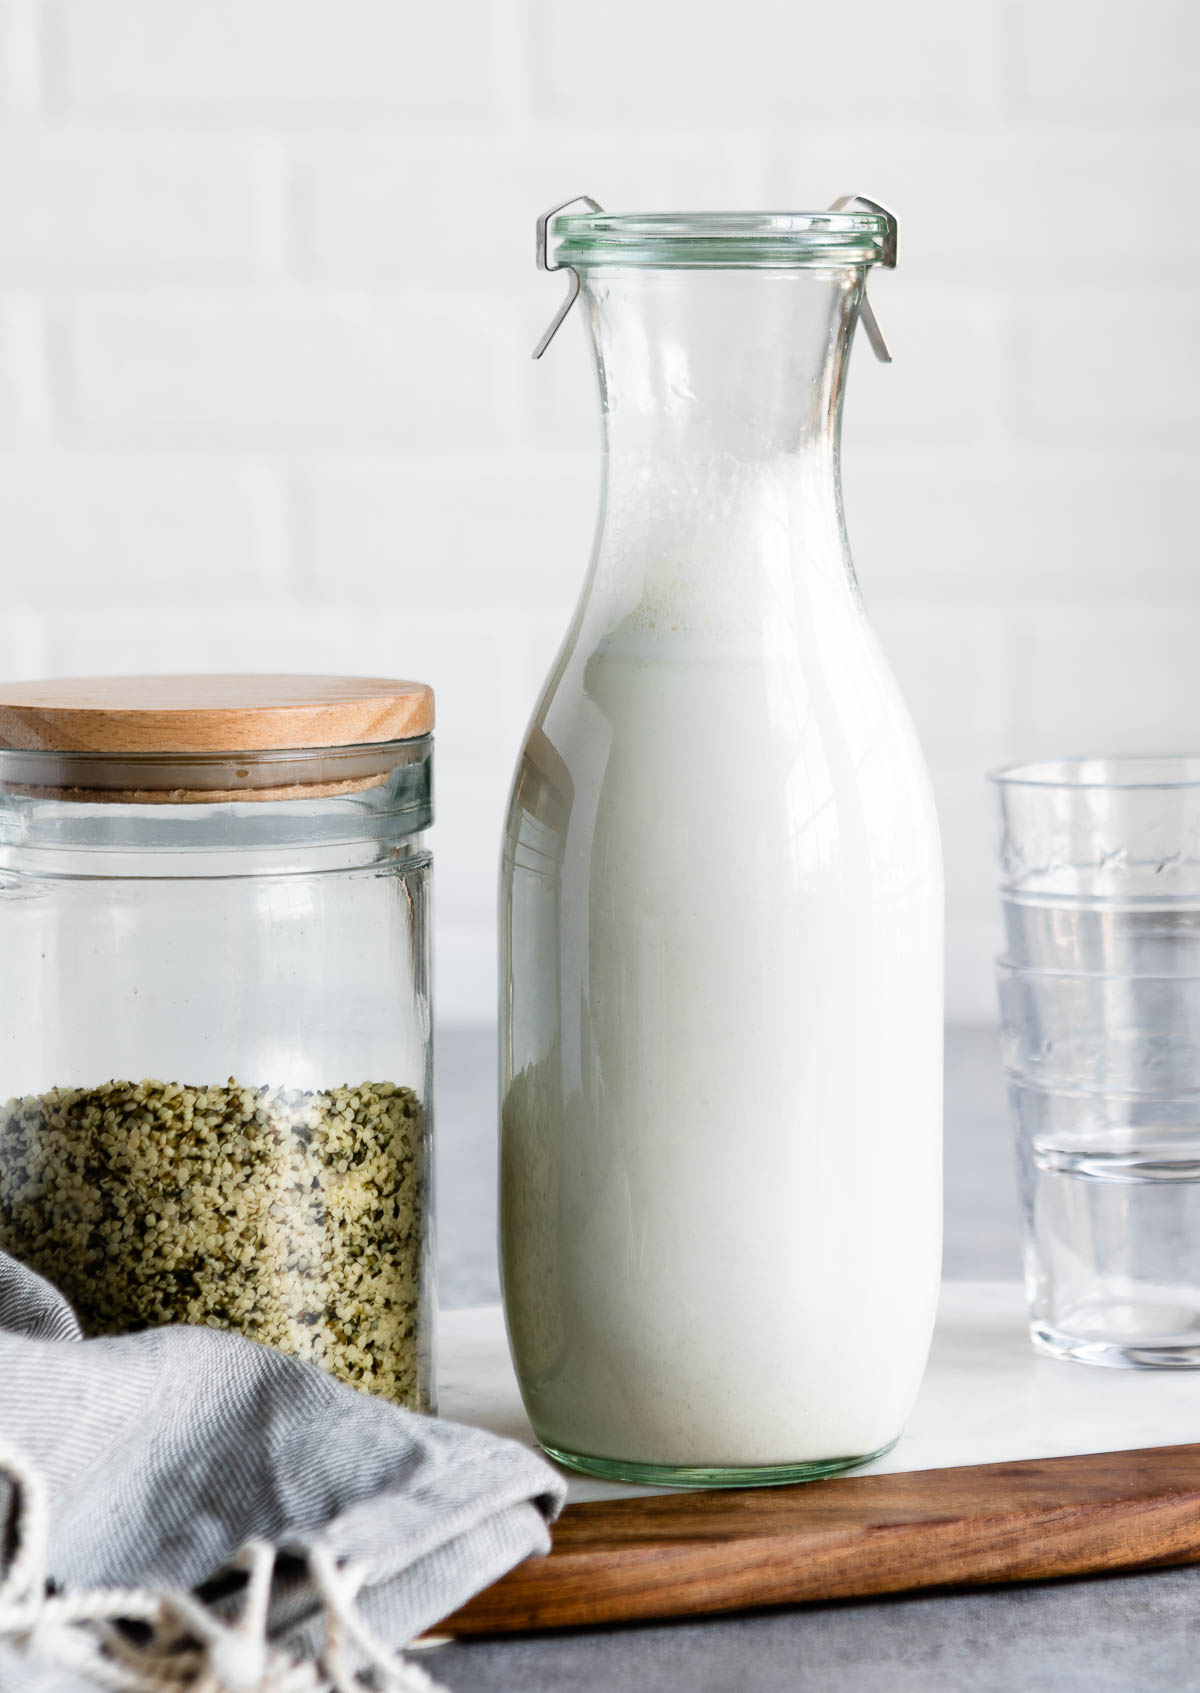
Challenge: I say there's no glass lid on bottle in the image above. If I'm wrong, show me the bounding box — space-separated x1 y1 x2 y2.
0 674 434 803
548 206 896 269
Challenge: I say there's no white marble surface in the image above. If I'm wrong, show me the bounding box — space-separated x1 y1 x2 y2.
440 1281 1200 1504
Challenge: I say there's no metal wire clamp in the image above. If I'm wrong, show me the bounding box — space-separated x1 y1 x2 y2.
828 194 897 363
532 194 603 360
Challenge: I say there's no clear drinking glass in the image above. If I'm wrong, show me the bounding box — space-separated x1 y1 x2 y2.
0 737 435 1406
993 757 1200 1367
501 208 944 1486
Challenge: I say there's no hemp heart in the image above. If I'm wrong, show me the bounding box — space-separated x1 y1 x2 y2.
0 1077 427 1405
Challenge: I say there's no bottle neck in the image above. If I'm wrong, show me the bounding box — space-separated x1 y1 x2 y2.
578 265 867 617
583 263 862 459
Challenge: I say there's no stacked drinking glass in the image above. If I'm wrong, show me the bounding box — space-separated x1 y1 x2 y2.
992 757 1200 1368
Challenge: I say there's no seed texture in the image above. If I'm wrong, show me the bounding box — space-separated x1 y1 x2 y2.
0 1078 428 1406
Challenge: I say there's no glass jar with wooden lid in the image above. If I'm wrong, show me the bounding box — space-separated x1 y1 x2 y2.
0 674 434 1409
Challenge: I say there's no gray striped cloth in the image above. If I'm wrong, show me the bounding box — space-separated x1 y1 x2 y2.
0 1250 565 1688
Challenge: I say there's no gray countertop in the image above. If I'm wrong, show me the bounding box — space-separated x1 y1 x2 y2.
431 1026 1195 1692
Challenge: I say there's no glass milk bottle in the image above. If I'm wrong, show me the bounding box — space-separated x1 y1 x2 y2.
500 204 943 1487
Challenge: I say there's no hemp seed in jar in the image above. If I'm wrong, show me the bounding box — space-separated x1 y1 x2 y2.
0 676 435 1409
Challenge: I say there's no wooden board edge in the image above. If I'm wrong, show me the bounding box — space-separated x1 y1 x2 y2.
436 1444 1200 1635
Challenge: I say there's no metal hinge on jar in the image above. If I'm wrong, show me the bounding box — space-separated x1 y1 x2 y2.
826 194 897 364
532 194 603 360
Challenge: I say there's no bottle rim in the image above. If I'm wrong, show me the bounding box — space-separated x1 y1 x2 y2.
549 208 892 269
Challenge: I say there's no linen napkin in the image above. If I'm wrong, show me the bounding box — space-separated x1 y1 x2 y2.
0 1250 565 1691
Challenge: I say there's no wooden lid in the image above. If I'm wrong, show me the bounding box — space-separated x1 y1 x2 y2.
0 675 435 754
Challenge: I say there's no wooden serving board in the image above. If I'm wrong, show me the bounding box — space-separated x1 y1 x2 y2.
440 1443 1200 1634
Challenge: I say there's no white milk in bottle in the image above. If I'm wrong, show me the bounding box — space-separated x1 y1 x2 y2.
501 208 943 1485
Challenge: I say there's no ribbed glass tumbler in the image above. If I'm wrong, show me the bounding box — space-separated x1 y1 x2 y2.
993 757 1200 1368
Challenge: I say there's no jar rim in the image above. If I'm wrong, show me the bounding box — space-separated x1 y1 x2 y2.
0 735 431 806
549 208 893 269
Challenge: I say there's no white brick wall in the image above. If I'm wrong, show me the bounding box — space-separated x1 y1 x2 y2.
0 300 48 437
535 0 994 118
0 457 280 591
0 0 1195 1025
0 137 269 273
66 295 505 447
1013 0 1200 111
55 0 500 112
305 454 598 609
1017 294 1200 441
